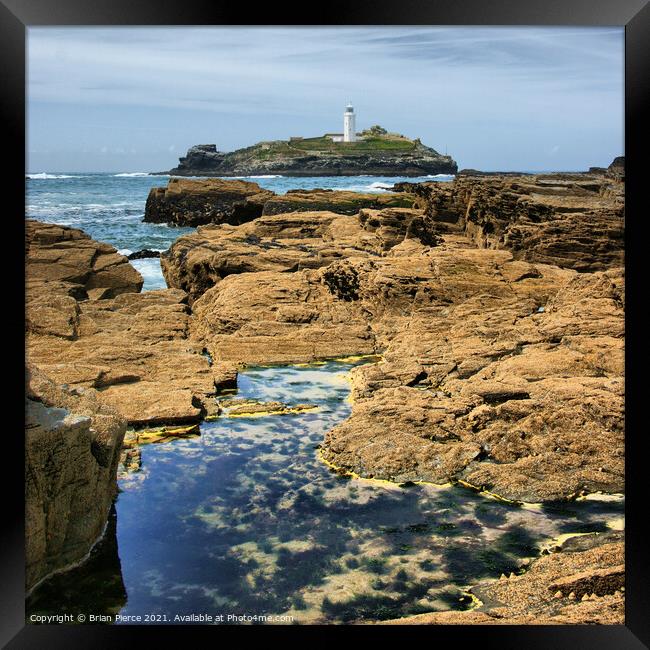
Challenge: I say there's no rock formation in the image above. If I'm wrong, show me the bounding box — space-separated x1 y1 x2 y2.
261 189 416 216
160 136 457 177
160 207 432 302
26 221 236 428
381 531 624 625
25 365 126 592
25 220 237 592
158 167 625 504
25 161 625 623
322 262 624 502
26 220 143 299
144 178 275 227
181 229 623 502
127 249 161 260
393 170 624 272
144 177 417 227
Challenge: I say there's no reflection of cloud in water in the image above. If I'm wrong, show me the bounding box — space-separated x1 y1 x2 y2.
29 360 625 624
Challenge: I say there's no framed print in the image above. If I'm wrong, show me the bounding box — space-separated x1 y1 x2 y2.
3 0 648 647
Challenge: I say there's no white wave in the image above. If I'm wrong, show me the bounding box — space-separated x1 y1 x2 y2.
114 172 151 177
118 248 133 256
130 258 167 291
334 183 391 193
230 174 284 180
425 174 455 180
26 173 86 179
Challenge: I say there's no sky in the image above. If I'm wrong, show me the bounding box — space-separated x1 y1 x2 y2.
27 26 624 173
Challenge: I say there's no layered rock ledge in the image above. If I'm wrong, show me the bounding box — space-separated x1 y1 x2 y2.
161 207 433 303
25 220 239 590
160 168 624 504
26 220 143 299
26 220 236 427
393 168 624 272
144 178 275 227
144 177 418 228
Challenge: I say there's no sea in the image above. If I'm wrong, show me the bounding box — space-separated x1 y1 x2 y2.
26 171 454 291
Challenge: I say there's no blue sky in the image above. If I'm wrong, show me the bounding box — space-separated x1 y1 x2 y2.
27 27 624 172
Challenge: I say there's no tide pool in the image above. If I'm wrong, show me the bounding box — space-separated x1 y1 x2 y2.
26 359 624 624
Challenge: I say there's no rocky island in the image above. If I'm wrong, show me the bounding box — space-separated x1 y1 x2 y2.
160 130 457 178
25 158 625 624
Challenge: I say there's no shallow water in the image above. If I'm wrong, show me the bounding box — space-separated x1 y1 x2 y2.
26 359 624 625
26 172 454 291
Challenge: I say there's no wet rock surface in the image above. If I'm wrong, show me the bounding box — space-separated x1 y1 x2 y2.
28 360 624 625
127 249 161 260
381 531 624 625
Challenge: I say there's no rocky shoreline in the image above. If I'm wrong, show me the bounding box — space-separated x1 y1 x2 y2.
25 159 625 622
380 530 624 625
144 177 418 227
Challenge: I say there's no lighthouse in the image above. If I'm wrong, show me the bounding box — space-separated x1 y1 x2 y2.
343 103 356 142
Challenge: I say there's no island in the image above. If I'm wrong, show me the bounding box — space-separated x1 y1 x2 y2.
159 126 457 177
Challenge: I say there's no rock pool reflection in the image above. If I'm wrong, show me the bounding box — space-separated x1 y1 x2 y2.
27 359 624 624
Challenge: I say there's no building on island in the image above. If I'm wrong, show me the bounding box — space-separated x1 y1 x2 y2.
327 103 361 143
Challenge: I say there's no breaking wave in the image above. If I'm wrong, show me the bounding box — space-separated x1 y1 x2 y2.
26 173 87 180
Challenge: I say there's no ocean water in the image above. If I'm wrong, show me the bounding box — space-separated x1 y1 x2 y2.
26 360 624 624
26 172 454 290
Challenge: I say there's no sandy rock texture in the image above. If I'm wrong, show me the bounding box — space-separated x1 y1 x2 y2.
261 188 416 216
26 221 234 426
171 173 624 504
380 532 624 625
26 220 143 299
161 207 433 302
323 262 624 502
393 170 624 272
25 365 126 592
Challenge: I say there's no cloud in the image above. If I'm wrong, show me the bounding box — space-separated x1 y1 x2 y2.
26 26 624 171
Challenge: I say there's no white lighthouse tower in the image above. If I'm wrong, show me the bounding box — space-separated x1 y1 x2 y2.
343 103 356 142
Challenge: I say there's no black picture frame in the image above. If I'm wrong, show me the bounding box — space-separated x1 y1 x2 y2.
3 1 647 647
